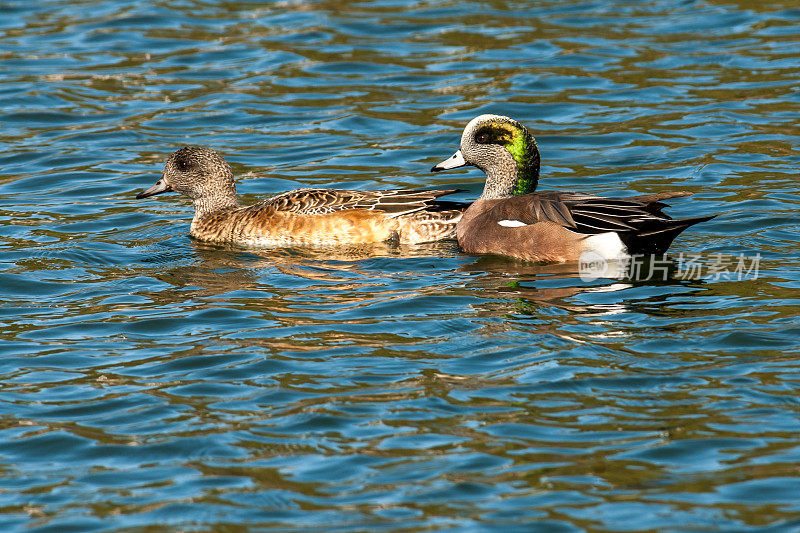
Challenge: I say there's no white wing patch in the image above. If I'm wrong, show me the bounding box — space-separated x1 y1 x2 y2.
497 219 528 228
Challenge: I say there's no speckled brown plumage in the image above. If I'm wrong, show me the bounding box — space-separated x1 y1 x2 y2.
137 146 466 247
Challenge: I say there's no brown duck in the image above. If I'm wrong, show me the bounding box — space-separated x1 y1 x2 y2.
432 114 715 262
137 146 466 246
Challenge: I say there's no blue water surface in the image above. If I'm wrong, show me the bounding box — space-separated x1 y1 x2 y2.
2 0 800 530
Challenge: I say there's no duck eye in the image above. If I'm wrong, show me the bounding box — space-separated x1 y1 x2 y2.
475 133 489 144
175 158 191 172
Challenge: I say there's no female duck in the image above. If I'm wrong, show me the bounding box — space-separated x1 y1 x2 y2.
432 114 715 262
137 146 466 246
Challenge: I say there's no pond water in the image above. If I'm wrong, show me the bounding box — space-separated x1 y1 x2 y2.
2 0 800 530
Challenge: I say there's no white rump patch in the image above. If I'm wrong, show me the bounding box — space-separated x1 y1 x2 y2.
497 219 528 228
583 232 629 259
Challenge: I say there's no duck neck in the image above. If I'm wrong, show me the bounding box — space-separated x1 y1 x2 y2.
192 184 239 220
480 151 540 200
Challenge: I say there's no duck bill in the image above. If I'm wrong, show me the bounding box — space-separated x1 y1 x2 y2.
431 149 467 172
136 176 172 199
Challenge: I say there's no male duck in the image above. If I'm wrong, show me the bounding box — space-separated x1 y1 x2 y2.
137 146 466 246
431 114 715 262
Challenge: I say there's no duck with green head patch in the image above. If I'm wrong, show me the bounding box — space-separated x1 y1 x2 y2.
432 114 716 263
432 114 540 199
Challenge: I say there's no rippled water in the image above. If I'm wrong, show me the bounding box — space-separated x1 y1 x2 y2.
2 0 800 530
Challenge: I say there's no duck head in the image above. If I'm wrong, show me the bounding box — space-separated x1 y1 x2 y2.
431 114 540 200
137 146 238 212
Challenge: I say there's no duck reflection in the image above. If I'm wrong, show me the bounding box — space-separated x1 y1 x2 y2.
146 238 463 303
455 253 696 341
146 236 692 333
